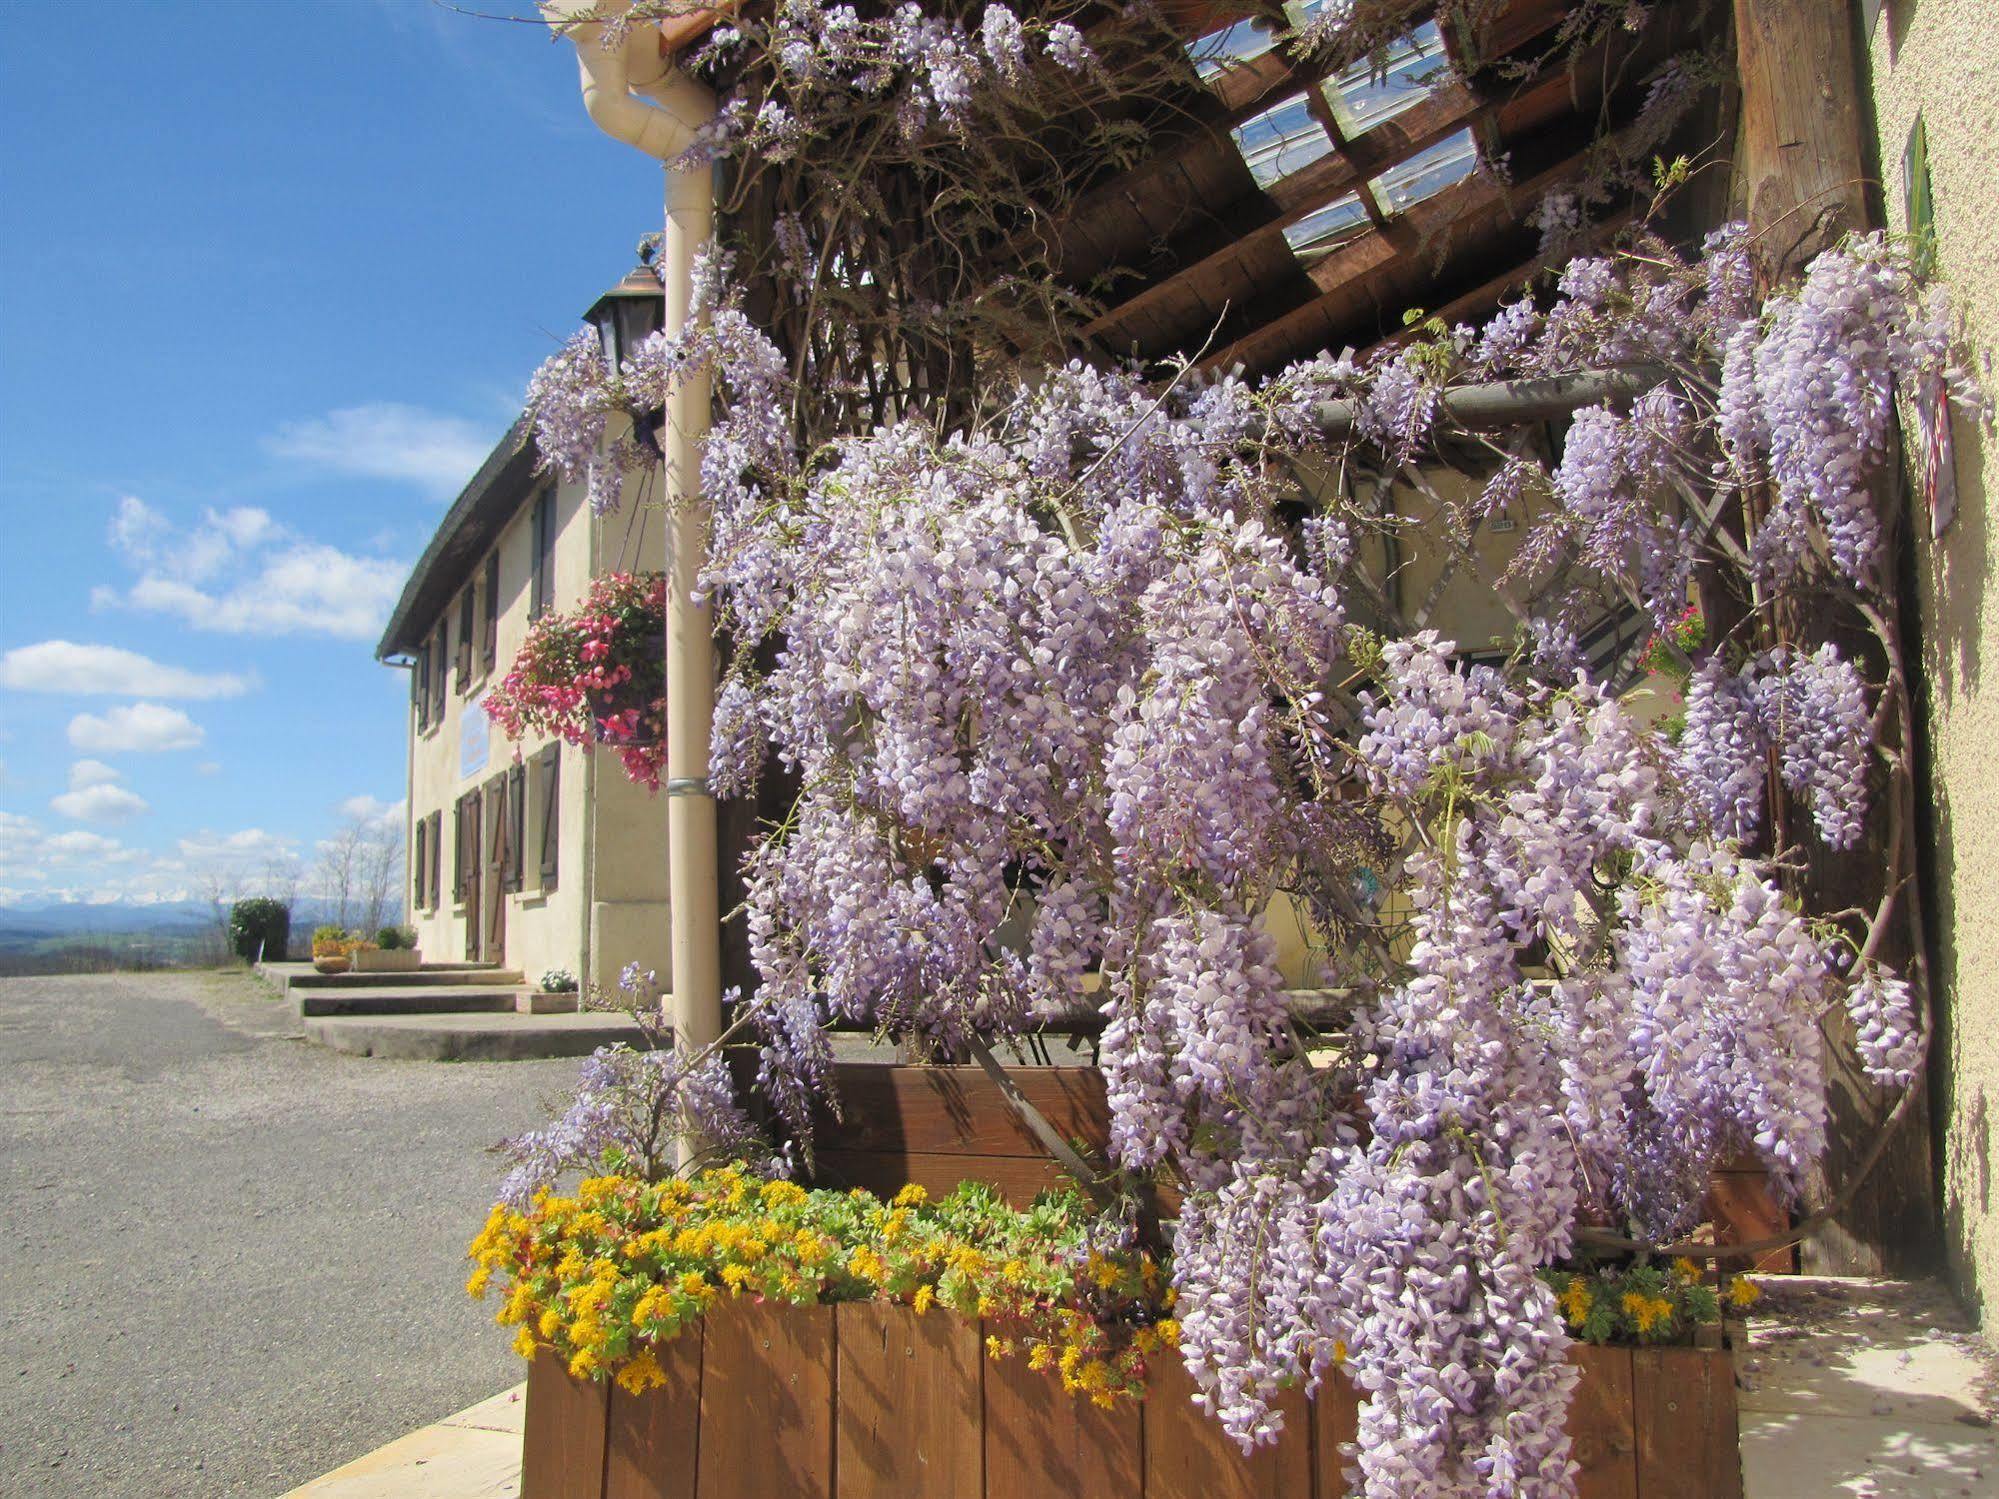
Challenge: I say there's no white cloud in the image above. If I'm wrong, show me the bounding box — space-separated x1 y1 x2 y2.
68 759 123 790
67 702 204 754
0 641 252 699
0 811 40 859
96 497 405 641
178 827 296 867
195 760 222 776
266 402 492 498
40 830 139 864
338 793 407 832
50 760 149 823
51 783 149 824
108 496 278 585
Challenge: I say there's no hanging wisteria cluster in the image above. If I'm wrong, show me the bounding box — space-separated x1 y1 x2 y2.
509 7 1986 1496
514 214 1979 1495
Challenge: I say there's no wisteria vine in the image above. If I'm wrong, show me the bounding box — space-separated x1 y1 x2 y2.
513 6 1985 1496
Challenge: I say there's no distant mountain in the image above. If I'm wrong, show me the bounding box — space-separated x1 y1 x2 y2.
0 896 364 937
0 899 213 936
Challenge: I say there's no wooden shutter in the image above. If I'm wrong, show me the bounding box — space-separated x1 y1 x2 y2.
489 771 512 896
538 745 561 889
414 646 430 732
465 789 483 893
483 552 501 675
413 818 427 912
431 624 448 721
452 796 465 902
457 589 475 691
505 760 526 893
428 811 443 910
530 491 555 620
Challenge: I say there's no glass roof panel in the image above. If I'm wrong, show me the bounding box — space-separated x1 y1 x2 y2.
1282 192 1371 260
1369 127 1480 213
1325 19 1450 137
1189 16 1277 80
1231 92 1333 189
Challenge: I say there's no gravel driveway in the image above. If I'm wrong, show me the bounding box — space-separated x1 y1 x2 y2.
0 969 577 1498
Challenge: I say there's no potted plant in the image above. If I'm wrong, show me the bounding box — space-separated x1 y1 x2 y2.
309 925 351 975
484 572 667 790
352 925 423 974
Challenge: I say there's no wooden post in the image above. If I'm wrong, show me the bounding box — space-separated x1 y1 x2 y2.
1731 0 1936 1274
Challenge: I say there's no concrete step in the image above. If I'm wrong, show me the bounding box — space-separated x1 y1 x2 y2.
297 987 527 1018
286 966 527 991
303 1011 648 1062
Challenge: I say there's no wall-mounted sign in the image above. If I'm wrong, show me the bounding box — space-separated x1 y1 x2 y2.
461 693 490 779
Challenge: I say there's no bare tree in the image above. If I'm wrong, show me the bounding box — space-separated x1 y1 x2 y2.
312 822 365 931
313 815 404 934
359 821 404 934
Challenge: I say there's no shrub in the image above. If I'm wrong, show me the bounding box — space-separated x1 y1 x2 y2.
540 967 580 994
227 898 291 963
376 925 418 951
310 924 348 959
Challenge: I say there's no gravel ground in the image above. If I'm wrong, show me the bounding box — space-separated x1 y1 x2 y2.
0 969 576 1498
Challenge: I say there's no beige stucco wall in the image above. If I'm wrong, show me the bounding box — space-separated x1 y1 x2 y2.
402 430 672 997
1866 0 1999 1317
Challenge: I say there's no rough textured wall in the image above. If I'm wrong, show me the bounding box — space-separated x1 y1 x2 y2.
1866 0 1999 1317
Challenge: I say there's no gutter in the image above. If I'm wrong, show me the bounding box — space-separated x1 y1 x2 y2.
544 0 724 1081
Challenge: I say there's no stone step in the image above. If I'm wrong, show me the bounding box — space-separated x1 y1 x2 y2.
303 1011 649 1063
286 966 527 991
297 987 528 1018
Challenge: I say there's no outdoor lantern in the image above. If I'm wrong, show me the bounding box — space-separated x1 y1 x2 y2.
584 259 667 456
583 260 665 371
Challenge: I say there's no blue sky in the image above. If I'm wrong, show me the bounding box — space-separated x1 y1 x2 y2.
0 1 666 905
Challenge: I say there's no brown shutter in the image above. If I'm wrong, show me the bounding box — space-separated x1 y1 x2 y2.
452 796 464 901
413 817 427 912
505 760 526 893
457 589 475 692
538 745 561 889
431 624 448 721
414 646 429 732
428 811 443 910
530 490 555 621
483 552 500 675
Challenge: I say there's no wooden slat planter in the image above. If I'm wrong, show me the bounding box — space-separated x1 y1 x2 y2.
521 1310 1740 1499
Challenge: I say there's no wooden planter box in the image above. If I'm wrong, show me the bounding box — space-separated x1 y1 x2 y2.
350 948 422 974
520 1302 1741 1499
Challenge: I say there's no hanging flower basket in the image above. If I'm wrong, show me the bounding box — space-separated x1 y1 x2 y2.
486 572 668 790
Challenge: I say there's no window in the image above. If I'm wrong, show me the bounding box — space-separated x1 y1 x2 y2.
504 760 526 893
537 744 561 891
427 811 443 910
413 817 429 911
530 489 556 620
483 552 501 676
456 587 475 692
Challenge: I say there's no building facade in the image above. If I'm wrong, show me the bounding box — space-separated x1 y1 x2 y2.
1865 0 1999 1314
376 410 671 994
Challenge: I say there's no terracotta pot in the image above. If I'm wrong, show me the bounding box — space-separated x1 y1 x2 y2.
312 954 351 975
